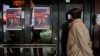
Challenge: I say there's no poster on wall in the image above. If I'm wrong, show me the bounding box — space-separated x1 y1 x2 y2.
32 7 50 30
6 8 22 30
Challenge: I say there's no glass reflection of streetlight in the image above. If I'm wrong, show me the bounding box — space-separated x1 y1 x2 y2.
13 0 35 8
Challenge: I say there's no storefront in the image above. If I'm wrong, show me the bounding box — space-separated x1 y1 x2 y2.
0 0 100 56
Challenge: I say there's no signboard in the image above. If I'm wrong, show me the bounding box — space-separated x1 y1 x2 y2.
32 7 50 29
6 8 22 30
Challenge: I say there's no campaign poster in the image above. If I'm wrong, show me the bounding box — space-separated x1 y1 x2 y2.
6 8 22 30
33 7 50 29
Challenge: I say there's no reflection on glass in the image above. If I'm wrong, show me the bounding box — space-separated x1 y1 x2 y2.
40 30 52 43
13 0 24 7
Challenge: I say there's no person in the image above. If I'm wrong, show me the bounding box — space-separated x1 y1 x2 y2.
66 8 94 56
61 21 69 56
61 12 69 56
13 19 19 25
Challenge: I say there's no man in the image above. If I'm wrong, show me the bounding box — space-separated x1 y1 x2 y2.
67 8 94 56
61 12 70 56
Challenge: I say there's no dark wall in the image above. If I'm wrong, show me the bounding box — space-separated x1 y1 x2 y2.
70 0 83 4
93 0 100 55
0 1 4 56
94 0 100 49
0 0 3 43
95 0 100 14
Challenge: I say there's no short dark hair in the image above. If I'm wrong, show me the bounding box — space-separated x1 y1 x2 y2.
69 8 82 19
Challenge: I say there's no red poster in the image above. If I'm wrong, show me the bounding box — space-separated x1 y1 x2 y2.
6 8 22 30
33 7 50 29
